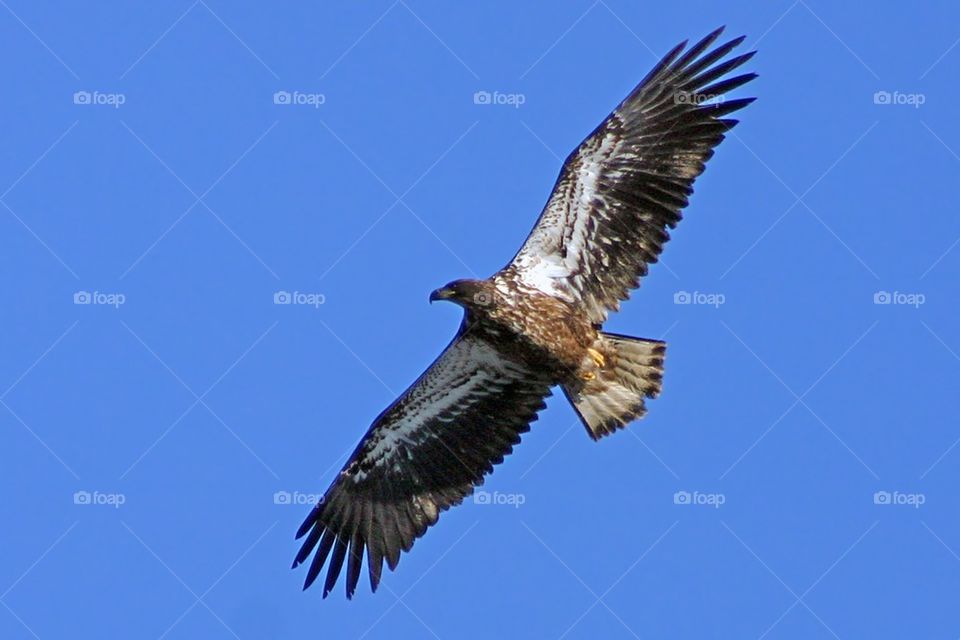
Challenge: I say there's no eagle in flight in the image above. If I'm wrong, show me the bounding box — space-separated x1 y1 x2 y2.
294 27 756 598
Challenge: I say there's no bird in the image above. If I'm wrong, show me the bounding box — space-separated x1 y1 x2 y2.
294 26 756 598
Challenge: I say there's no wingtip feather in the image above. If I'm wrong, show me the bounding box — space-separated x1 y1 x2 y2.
295 505 321 539
323 535 349 597
674 26 725 68
303 528 336 591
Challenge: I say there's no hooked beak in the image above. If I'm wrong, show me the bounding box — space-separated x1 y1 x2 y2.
429 287 454 304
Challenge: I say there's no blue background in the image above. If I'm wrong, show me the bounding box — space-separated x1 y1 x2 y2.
1 2 957 638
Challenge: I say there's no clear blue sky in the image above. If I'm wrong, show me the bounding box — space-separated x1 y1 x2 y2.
2 2 958 638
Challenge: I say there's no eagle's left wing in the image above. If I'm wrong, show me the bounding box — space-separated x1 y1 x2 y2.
507 27 757 324
293 330 552 598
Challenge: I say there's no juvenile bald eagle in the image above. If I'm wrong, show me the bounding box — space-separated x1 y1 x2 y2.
295 27 756 598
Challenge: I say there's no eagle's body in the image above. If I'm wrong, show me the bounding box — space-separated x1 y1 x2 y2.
294 27 757 598
468 275 598 374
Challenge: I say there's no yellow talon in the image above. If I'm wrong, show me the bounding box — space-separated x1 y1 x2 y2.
587 348 606 368
580 370 596 381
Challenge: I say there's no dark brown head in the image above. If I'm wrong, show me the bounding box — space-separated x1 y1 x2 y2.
429 279 496 310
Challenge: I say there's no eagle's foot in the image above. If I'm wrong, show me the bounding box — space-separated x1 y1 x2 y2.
587 348 606 368
580 370 597 381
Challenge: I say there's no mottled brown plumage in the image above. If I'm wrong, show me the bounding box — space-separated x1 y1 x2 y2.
294 27 756 598
444 276 598 374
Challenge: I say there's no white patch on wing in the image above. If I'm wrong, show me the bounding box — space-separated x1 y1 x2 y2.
511 255 573 300
512 130 622 305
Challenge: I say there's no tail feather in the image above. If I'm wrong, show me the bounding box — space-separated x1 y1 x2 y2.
562 333 665 440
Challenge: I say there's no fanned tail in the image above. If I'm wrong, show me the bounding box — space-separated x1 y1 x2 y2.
562 333 665 440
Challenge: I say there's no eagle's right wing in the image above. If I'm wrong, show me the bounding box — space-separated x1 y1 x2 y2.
293 329 553 598
508 27 756 324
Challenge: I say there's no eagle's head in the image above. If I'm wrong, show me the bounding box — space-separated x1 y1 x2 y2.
429 279 497 311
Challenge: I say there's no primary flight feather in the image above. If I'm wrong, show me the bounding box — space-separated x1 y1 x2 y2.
294 26 756 598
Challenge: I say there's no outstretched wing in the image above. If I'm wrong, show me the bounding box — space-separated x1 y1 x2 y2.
293 329 553 598
508 27 757 324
